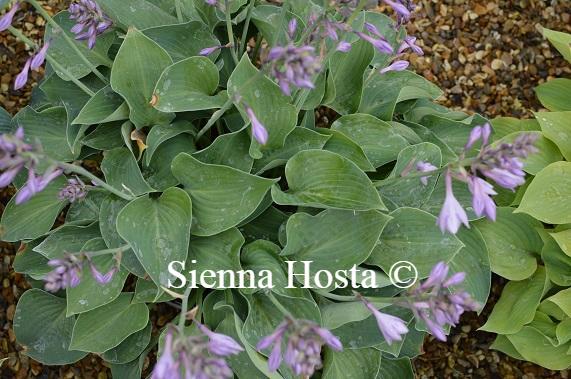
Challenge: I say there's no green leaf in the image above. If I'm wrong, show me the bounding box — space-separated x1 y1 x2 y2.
143 135 196 190
0 177 67 242
144 121 196 166
319 128 376 172
378 142 442 210
359 70 442 121
323 347 382 379
102 322 152 364
70 293 149 353
133 277 174 303
171 153 277 236
542 27 571 63
495 131 562 175
252 127 330 174
14 289 88 365
227 55 297 158
376 357 414 379
187 228 244 277
535 111 571 161
367 207 464 278
421 173 480 220
326 39 374 114
13 106 75 161
474 208 541 280
239 206 289 244
194 129 253 172
34 223 101 259
82 122 125 150
101 147 154 196
480 266 549 334
282 209 391 275
507 326 571 370
98 0 178 29
13 240 51 280
271 150 386 211
251 5 301 47
542 234 571 286
143 21 220 62
73 85 129 125
111 28 174 128
45 11 113 80
153 57 226 113
517 162 571 224
535 78 571 111
544 288 571 318
331 114 409 168
491 117 540 140
65 191 107 225
67 238 128 316
117 187 192 287
0 106 10 134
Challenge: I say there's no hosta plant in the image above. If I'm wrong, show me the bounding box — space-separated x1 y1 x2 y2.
0 0 542 377
482 27 571 371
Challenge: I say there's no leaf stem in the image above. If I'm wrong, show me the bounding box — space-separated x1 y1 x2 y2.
238 0 256 57
8 27 95 96
224 0 239 65
375 166 447 187
175 0 184 23
178 285 194 330
267 292 294 318
58 162 136 201
84 244 131 258
346 0 368 26
195 98 234 141
26 0 110 84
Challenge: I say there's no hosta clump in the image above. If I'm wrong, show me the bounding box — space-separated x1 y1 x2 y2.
0 0 542 377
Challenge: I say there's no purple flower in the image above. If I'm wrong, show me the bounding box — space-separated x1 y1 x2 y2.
336 41 352 52
30 42 50 71
89 263 117 284
267 43 320 96
245 106 268 145
0 2 19 32
16 167 62 204
436 171 469 234
152 330 179 379
58 177 88 202
44 253 84 292
356 31 394 54
406 261 479 342
416 161 437 185
398 36 423 55
68 0 112 49
384 0 412 20
197 323 244 356
205 0 217 5
0 128 33 188
379 60 409 74
287 18 297 39
257 318 342 376
199 45 223 56
467 176 496 220
361 297 409 345
14 58 31 90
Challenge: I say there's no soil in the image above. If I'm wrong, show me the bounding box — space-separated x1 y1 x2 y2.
1 1 571 378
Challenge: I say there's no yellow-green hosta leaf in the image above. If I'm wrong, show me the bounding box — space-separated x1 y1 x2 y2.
517 162 571 224
111 28 174 128
491 117 540 140
535 78 571 111
542 27 571 63
272 150 386 211
535 111 571 161
171 153 277 236
323 347 382 379
507 326 571 370
551 229 571 257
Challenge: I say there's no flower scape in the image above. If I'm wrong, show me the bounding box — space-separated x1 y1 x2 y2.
2 0 571 377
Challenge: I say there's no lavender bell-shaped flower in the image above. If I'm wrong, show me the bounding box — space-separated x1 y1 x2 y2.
336 41 352 52
16 167 63 204
406 261 479 342
14 58 31 90
436 170 469 234
197 323 244 356
356 23 394 54
44 253 84 292
267 43 320 96
152 330 179 379
89 262 117 285
0 128 32 187
68 0 112 49
199 45 223 56
398 36 424 55
257 318 342 376
416 161 437 185
467 176 497 221
379 60 409 74
58 177 88 203
30 42 50 70
245 106 269 145
360 296 409 345
0 1 19 32
383 0 412 21
205 0 217 5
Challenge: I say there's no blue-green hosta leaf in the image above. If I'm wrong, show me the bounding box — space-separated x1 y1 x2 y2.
13 240 51 280
378 142 442 210
13 106 75 161
535 111 571 161
227 55 297 159
517 162 571 224
65 190 108 225
359 70 442 121
367 207 464 278
239 206 289 243
45 11 114 80
271 150 386 211
133 278 174 304
331 114 410 168
194 128 253 172
153 57 226 113
144 121 196 166
480 266 549 335
326 39 374 115
14 289 88 365
66 238 129 316
102 322 152 364
535 78 571 111
117 187 192 287
70 293 149 353
111 28 174 128
421 173 479 220
320 129 376 172
0 106 10 133
252 127 331 175
143 21 220 62
0 177 67 242
73 85 129 125
98 0 178 29
376 357 414 379
171 153 277 236
82 122 125 150
494 131 562 175
101 147 154 197
474 208 542 281
251 5 302 47
143 135 196 190
282 209 391 276
323 347 382 379
186 228 244 279
34 223 101 259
